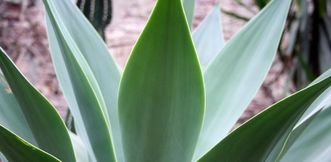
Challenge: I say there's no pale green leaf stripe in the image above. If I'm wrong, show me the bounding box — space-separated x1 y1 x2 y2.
0 49 76 162
194 0 292 159
182 0 196 27
199 74 331 162
43 0 123 160
192 4 225 68
44 1 116 161
118 0 204 161
0 125 60 162
280 107 331 162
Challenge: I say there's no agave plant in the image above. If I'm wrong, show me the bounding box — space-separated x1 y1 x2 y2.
0 0 331 161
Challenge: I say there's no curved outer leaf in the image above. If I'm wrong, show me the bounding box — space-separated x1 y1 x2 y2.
193 0 292 159
0 49 76 162
311 68 331 85
0 125 60 162
279 108 323 157
297 68 331 125
43 0 123 160
0 75 91 162
199 74 331 162
118 0 205 161
0 74 36 145
0 75 41 160
44 1 116 161
276 70 331 161
280 107 331 162
297 87 331 125
260 70 331 162
44 0 121 123
182 0 196 27
192 4 225 68
0 74 90 162
271 69 331 161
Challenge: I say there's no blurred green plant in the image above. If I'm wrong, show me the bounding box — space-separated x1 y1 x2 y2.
285 0 331 88
255 0 270 9
0 0 331 161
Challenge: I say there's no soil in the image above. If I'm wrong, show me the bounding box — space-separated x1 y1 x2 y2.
0 0 292 123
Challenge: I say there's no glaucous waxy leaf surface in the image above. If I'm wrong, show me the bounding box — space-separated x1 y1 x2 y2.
194 0 292 159
69 132 90 162
278 69 331 162
0 49 76 162
182 0 196 27
118 0 205 161
0 125 60 162
280 107 331 162
0 72 89 162
44 1 116 161
278 108 323 159
43 0 123 160
192 4 225 68
297 68 331 125
199 74 331 162
0 74 36 145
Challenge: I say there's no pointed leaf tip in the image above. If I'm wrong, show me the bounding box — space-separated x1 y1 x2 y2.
119 0 204 161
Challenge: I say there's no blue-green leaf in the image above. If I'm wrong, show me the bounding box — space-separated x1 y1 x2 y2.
194 0 292 159
182 0 196 27
199 74 331 162
0 125 60 162
0 73 36 145
280 106 331 161
43 0 123 160
0 49 75 162
118 0 205 161
44 0 116 161
192 4 225 68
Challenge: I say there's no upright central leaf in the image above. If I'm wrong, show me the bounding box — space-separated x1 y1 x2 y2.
118 0 205 161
